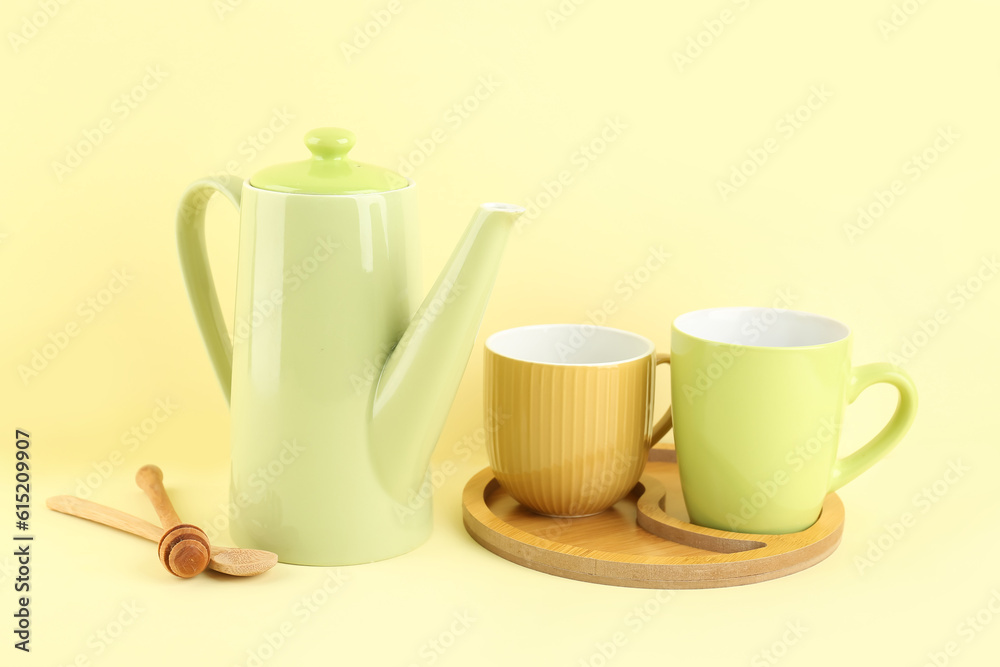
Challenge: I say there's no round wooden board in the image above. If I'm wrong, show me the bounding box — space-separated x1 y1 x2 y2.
462 443 844 589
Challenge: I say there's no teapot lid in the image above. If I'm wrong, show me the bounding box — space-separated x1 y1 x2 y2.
250 127 409 195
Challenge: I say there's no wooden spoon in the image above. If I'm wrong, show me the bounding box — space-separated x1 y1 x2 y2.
46 495 278 577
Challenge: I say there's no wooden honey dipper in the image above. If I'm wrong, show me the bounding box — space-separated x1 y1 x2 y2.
133 464 214 578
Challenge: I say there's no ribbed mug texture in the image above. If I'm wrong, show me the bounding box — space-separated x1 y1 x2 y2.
484 349 655 517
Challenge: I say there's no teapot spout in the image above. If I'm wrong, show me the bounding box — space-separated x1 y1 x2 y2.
370 203 524 497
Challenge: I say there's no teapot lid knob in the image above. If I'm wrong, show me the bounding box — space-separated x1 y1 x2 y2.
304 127 356 160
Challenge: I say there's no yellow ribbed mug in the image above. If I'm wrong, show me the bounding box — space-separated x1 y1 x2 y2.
484 324 673 517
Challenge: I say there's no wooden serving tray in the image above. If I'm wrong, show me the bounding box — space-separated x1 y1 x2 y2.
462 442 844 589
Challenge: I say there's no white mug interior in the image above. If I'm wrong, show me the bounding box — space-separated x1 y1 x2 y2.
673 307 850 348
485 324 654 365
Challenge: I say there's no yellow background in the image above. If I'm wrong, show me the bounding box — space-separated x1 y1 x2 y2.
2 0 998 665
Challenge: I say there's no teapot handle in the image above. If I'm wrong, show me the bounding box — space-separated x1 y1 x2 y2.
176 178 242 405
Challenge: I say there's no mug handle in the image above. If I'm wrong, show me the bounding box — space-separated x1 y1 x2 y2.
650 353 673 445
828 363 918 492
176 178 242 405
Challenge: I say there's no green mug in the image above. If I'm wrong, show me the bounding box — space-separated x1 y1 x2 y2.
670 307 918 534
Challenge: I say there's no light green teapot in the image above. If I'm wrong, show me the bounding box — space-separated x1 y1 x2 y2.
176 128 524 565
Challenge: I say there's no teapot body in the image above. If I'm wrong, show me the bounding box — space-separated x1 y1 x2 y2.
228 181 431 565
